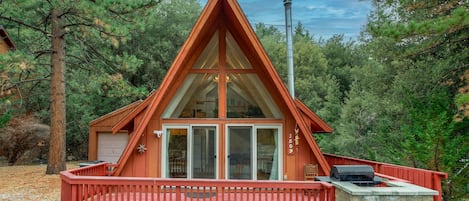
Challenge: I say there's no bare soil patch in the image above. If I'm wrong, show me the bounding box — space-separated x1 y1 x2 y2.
0 162 81 201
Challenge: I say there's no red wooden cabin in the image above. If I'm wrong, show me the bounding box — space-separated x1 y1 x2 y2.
88 0 333 180
62 1 447 200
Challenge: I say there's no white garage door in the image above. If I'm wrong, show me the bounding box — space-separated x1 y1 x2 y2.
98 133 128 164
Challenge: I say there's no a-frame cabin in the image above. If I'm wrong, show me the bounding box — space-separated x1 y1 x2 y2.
90 0 333 181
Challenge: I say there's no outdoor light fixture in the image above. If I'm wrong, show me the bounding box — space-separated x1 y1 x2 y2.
153 130 163 138
213 75 231 83
137 144 147 153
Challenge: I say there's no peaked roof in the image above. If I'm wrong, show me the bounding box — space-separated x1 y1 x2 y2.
113 0 331 175
90 99 143 127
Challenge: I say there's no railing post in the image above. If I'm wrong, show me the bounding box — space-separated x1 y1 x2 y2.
61 179 71 201
71 185 78 201
176 186 181 201
319 188 325 201
329 185 335 201
433 174 443 201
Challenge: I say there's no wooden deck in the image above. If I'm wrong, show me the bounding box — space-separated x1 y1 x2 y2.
61 163 334 201
61 154 448 201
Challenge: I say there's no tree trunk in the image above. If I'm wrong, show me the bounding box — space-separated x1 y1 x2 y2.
46 8 67 174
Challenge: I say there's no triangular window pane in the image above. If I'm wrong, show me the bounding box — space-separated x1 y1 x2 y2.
226 74 282 118
226 31 252 69
163 74 218 118
192 31 219 69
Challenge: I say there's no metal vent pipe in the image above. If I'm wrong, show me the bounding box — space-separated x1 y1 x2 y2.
284 0 295 98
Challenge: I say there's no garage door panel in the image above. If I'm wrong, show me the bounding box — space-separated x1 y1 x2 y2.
98 133 128 164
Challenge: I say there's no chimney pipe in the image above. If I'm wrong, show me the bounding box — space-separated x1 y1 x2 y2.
284 0 294 98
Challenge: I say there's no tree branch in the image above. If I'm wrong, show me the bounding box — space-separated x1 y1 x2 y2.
406 34 469 59
34 49 56 59
0 16 50 35
107 0 162 15
63 22 94 28
64 16 127 38
1 77 50 93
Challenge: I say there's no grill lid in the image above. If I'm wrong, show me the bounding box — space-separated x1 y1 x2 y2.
330 165 374 182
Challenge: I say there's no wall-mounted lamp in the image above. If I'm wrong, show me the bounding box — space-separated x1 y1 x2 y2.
153 130 163 138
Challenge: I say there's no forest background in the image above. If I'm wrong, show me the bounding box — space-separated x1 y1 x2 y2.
0 0 467 200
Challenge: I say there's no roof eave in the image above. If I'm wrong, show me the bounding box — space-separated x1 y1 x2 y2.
295 99 333 133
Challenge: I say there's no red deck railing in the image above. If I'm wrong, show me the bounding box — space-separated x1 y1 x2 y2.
324 153 448 201
61 155 447 201
61 163 335 201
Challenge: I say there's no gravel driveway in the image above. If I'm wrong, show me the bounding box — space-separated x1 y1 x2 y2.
0 162 81 201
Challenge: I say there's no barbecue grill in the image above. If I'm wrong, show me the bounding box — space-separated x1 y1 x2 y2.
315 165 382 186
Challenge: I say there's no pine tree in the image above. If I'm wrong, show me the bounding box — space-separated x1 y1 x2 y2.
0 0 162 174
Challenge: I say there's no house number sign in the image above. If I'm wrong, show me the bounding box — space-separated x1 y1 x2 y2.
288 124 299 155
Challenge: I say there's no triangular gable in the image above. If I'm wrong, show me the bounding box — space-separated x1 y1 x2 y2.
111 90 157 134
114 0 331 175
90 100 142 127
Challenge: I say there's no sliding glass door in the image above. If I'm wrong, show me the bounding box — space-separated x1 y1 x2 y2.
192 126 216 179
227 126 252 179
166 128 188 178
163 125 217 179
226 125 282 180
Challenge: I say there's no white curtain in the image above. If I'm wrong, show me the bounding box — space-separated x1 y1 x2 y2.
166 131 170 178
269 132 278 180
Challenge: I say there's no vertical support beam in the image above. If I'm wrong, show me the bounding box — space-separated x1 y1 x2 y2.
218 25 227 118
88 127 97 161
433 174 443 201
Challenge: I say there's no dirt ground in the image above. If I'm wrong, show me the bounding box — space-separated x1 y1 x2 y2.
0 162 81 201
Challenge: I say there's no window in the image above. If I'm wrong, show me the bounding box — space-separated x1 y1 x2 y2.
162 125 218 179
163 74 218 118
162 29 282 119
226 125 282 180
226 74 282 118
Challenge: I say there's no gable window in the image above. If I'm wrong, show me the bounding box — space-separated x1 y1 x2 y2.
162 29 282 119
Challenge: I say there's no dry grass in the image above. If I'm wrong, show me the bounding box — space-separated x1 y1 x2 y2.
0 162 81 201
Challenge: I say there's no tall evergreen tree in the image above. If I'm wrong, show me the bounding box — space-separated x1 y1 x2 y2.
0 0 162 174
364 0 468 199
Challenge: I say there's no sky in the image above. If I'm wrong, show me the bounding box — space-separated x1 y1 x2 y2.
197 0 373 40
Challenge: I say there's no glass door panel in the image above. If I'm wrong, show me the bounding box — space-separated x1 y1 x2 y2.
167 128 188 178
192 126 216 179
257 128 278 180
228 126 252 179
